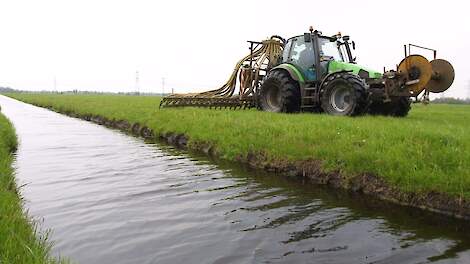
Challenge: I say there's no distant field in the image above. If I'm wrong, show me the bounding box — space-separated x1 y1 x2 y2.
4 93 470 201
0 111 62 263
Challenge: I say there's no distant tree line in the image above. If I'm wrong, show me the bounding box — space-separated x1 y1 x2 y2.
0 87 169 96
432 97 470 105
0 87 16 93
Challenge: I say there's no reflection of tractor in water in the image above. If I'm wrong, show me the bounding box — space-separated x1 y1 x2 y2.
160 27 454 117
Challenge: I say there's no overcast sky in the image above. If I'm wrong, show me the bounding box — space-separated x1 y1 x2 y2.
0 0 469 98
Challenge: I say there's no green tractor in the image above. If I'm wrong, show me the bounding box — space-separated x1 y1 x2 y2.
160 27 454 116
258 29 454 117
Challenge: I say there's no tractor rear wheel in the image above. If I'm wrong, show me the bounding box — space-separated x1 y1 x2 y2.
259 70 301 113
368 97 411 117
320 72 367 116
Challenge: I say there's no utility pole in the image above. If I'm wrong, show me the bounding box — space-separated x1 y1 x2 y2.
53 76 57 92
135 70 140 94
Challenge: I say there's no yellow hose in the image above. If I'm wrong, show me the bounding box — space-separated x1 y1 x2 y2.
167 36 284 99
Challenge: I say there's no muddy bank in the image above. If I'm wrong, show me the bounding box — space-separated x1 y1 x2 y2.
31 105 470 220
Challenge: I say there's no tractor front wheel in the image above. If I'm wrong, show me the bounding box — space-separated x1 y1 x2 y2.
320 72 367 116
259 70 301 113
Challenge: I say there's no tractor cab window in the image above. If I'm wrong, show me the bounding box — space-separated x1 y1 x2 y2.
288 37 316 80
319 38 344 62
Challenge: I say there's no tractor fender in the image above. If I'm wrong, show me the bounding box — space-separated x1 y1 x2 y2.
271 64 305 84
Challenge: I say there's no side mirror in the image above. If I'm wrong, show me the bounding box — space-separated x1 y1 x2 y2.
352 41 356 50
304 33 311 43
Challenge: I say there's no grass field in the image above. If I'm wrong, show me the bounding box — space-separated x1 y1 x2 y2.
4 93 470 201
0 111 63 263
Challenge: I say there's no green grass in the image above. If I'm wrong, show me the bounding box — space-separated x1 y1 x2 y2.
4 93 470 201
0 112 65 263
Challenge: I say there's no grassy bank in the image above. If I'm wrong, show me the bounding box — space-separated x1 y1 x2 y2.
0 111 63 263
4 93 470 203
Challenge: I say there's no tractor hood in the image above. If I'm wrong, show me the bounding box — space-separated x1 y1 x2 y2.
328 61 382 79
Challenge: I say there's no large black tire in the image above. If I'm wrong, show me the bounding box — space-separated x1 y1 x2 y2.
320 72 368 116
393 98 412 117
368 97 411 117
259 70 301 113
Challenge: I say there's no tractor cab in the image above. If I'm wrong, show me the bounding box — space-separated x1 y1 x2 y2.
281 31 354 82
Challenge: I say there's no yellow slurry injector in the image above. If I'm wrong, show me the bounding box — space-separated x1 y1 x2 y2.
160 36 284 109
